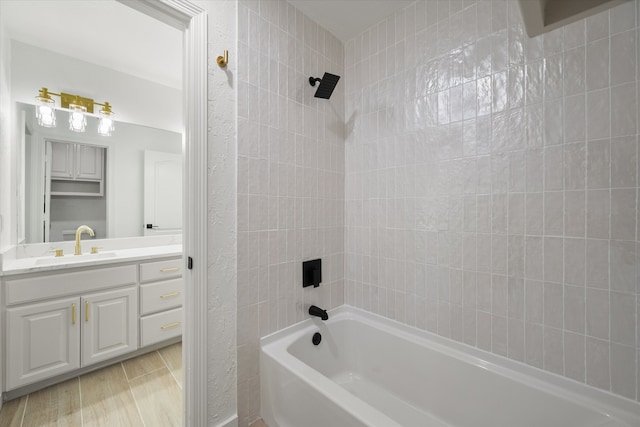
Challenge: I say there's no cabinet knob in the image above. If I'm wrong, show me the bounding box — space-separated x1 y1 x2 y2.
71 303 76 325
85 301 89 322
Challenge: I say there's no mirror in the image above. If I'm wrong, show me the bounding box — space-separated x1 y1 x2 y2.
19 102 181 243
3 0 184 246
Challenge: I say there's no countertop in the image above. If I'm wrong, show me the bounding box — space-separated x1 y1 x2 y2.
1 244 182 276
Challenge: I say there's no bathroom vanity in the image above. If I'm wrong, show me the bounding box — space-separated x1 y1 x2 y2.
0 243 183 397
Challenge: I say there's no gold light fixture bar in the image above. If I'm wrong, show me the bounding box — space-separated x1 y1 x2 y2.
37 87 113 115
35 87 115 135
60 93 95 113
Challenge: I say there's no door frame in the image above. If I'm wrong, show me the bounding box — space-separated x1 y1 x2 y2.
116 1 208 425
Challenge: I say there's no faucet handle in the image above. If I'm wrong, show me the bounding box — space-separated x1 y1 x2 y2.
49 249 64 257
90 246 103 254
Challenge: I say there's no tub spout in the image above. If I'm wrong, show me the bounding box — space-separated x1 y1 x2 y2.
309 305 328 321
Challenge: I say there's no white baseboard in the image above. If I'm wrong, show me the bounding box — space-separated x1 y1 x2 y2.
216 414 238 427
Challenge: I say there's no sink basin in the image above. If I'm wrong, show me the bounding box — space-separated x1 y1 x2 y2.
34 252 118 265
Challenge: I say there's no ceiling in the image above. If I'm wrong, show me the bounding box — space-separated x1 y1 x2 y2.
0 0 182 90
1 0 415 87
288 0 414 42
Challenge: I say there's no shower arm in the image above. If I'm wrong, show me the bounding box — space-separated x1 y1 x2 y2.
309 77 322 86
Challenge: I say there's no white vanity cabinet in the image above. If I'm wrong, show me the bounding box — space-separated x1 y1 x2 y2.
6 297 81 390
81 286 138 367
139 258 184 347
3 256 182 393
6 286 138 390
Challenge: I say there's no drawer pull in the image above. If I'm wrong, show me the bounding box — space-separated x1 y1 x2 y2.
160 291 181 299
160 267 179 273
72 303 76 325
161 322 181 330
85 301 89 322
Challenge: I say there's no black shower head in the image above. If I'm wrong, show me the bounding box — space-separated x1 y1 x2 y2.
309 72 341 99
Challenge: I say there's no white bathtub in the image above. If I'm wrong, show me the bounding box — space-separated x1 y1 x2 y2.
261 305 640 427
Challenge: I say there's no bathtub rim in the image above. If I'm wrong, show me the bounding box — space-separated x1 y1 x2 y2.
260 304 640 426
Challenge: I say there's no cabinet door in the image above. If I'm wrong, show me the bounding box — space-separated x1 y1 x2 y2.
6 297 80 390
49 141 74 179
82 286 138 367
76 144 103 180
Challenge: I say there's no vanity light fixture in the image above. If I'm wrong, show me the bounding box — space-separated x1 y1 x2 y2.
34 87 115 136
68 101 87 133
35 88 56 128
97 102 115 136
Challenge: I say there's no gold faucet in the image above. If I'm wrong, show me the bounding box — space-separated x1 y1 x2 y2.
74 225 95 255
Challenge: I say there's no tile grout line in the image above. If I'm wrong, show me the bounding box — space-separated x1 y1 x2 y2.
156 349 183 390
121 359 132 382
122 351 167 383
120 362 146 427
18 394 28 427
154 350 169 370
77 376 84 427
125 365 169 383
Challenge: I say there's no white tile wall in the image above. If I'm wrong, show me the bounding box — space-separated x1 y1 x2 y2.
237 0 345 425
345 0 640 403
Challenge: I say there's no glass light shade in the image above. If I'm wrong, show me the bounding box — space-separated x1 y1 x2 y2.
35 97 56 128
68 104 87 132
97 116 114 136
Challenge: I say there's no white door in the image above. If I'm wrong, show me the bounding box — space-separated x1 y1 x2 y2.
6 297 81 390
143 150 182 235
81 286 138 367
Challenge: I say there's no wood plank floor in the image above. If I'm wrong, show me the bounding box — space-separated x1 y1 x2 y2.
0 342 182 427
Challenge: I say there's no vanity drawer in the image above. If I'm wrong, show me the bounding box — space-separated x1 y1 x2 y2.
140 307 183 347
140 278 184 315
5 265 138 306
139 258 182 282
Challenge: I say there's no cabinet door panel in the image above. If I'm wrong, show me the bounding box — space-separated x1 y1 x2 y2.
76 144 103 180
82 286 137 367
50 141 74 178
6 297 80 390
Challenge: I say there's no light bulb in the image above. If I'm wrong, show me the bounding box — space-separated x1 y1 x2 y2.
68 104 87 132
97 102 115 136
36 104 56 127
98 116 114 136
35 89 56 128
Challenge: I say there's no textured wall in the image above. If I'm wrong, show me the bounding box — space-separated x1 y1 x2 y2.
345 0 640 402
194 0 239 425
236 0 345 424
